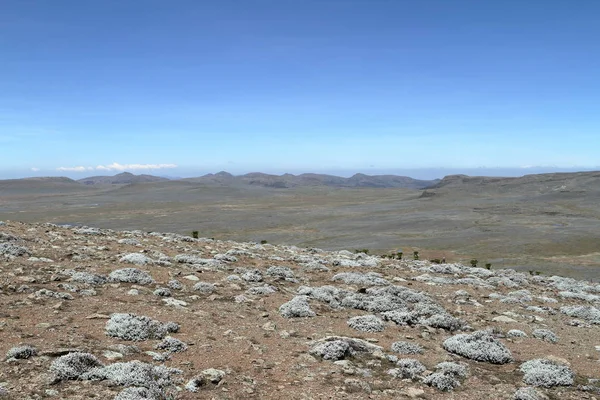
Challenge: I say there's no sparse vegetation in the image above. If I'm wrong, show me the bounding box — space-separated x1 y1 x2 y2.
1 220 599 399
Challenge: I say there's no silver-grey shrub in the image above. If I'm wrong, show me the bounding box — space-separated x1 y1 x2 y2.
241 269 263 282
279 296 315 318
347 315 385 332
50 352 104 381
310 340 351 361
109 268 154 285
192 282 215 294
331 272 389 286
419 313 464 332
443 330 513 364
5 345 37 360
0 243 30 257
423 361 468 391
105 313 178 341
560 305 600 324
83 360 182 389
309 336 383 361
435 361 469 379
297 285 344 308
532 329 558 343
155 337 187 354
266 266 296 281
507 329 528 338
422 372 461 391
246 284 277 295
113 386 163 400
388 358 426 379
520 359 574 387
167 280 183 290
513 386 546 400
119 253 154 266
390 341 423 355
69 271 107 286
153 288 171 297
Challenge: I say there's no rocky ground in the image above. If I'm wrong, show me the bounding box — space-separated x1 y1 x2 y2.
1 220 599 399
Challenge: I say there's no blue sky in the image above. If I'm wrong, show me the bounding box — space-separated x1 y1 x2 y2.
1 0 599 179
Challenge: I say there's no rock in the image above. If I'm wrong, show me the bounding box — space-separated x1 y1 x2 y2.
404 387 425 398
102 350 123 360
162 298 188 308
86 313 111 319
262 321 276 331
183 275 200 281
493 316 517 323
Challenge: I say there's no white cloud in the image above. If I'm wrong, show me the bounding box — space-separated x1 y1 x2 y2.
30 167 40 171
57 166 94 172
95 162 177 171
56 163 177 173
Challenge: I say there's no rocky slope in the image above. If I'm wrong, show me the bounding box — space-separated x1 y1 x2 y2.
1 221 599 399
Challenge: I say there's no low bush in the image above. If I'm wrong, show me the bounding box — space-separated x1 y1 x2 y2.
347 315 385 332
443 330 513 364
520 359 574 387
390 341 423 355
50 352 104 381
279 296 315 318
109 268 154 285
105 313 178 341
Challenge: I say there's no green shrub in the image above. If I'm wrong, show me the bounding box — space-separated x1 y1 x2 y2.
413 251 419 260
191 231 199 239
470 259 478 268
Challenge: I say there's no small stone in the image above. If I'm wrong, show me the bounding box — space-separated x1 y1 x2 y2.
492 316 517 323
184 275 200 281
127 289 139 295
102 350 123 360
262 321 276 331
162 298 188 308
404 387 425 398
86 313 111 319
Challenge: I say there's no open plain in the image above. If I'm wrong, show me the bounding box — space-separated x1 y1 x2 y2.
0 171 599 280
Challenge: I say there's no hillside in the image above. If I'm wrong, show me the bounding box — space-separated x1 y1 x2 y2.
1 221 599 399
425 171 600 196
182 172 439 189
0 177 98 196
78 172 170 185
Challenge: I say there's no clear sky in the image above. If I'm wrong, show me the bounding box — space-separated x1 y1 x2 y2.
1 0 599 179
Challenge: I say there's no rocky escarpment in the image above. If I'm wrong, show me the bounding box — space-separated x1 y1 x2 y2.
1 220 599 399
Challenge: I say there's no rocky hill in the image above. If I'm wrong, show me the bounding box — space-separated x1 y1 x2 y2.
1 220 599 399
